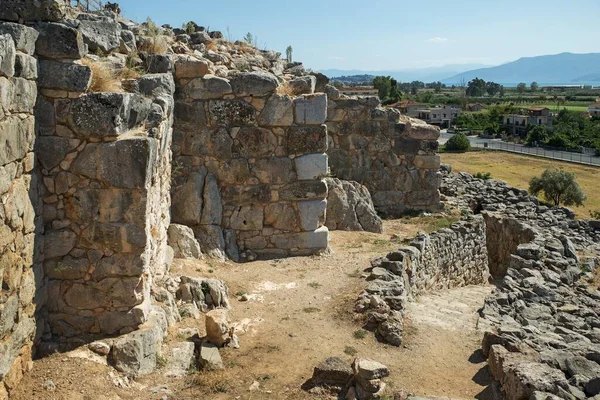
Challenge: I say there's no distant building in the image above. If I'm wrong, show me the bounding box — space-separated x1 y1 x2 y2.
339 87 379 97
467 103 483 112
588 103 600 117
503 107 553 136
411 105 461 128
390 100 422 115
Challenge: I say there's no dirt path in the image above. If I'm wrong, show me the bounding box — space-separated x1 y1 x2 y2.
12 221 493 400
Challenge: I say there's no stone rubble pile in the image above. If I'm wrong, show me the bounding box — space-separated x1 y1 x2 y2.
441 170 600 400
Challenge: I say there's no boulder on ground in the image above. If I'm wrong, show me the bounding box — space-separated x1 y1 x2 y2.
325 178 383 233
198 342 224 370
204 309 233 347
168 224 202 259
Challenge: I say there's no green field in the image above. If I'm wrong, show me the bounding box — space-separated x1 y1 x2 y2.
530 104 590 112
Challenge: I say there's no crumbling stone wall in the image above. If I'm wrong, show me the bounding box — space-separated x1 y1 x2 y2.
326 93 441 216
0 26 44 396
172 66 329 260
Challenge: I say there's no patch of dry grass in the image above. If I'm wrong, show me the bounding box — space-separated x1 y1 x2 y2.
81 58 122 92
276 81 296 96
192 371 231 394
138 35 170 54
206 40 219 52
441 151 600 218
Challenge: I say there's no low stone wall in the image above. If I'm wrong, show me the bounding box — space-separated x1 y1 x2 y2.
172 67 329 260
356 216 490 345
0 27 43 396
326 92 441 216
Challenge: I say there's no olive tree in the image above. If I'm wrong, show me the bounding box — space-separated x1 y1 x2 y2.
529 168 585 206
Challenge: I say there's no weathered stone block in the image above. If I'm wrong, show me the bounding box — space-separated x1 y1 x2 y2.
168 224 202 259
200 172 223 225
221 184 270 204
287 125 327 155
35 22 86 59
37 59 91 92
74 14 121 53
0 23 38 55
14 53 37 79
413 154 441 170
251 157 295 184
234 127 277 158
289 75 316 95
69 93 152 138
174 54 210 78
43 229 77 259
0 0 66 23
230 205 264 231
0 34 16 78
193 225 226 259
136 73 175 97
208 100 256 127
184 75 232 100
230 71 278 97
270 226 329 250
257 94 293 126
0 116 34 166
111 324 161 377
172 170 206 226
264 203 298 230
294 94 327 125
280 180 328 201
297 200 327 231
405 119 440 140
295 153 328 180
0 76 36 113
98 138 156 189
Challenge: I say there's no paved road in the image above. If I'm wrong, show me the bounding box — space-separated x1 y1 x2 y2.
439 131 600 167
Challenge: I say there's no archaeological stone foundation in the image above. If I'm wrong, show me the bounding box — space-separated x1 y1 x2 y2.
0 1 443 395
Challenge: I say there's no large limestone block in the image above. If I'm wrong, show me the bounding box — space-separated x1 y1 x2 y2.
14 53 37 79
229 205 264 231
0 76 37 113
38 59 91 92
74 14 121 53
69 93 152 138
35 22 86 59
184 75 232 100
234 127 277 158
251 157 295 184
97 138 157 189
171 170 207 226
0 116 34 166
297 200 327 231
208 99 256 127
295 153 328 180
270 226 329 250
165 342 195 377
200 172 222 225
62 277 144 310
199 342 224 370
289 75 316 95
325 178 383 233
264 202 298 231
193 225 226 260
404 117 440 140
174 55 210 79
168 224 202 259
144 54 173 74
0 0 66 23
0 34 16 78
257 94 293 126
136 73 175 97
111 325 162 377
230 71 278 97
204 309 231 347
294 94 327 125
287 125 327 155
43 229 77 259
0 22 38 55
413 154 441 170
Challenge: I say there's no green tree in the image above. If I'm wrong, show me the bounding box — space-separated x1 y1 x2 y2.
445 133 471 151
525 125 549 145
372 76 392 100
485 81 502 96
499 85 505 97
516 82 527 94
286 45 293 62
466 78 486 97
529 168 585 206
531 81 539 92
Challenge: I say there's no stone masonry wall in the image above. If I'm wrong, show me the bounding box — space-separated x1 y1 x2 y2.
356 216 490 345
172 66 329 260
30 15 175 338
326 93 441 217
0 26 44 397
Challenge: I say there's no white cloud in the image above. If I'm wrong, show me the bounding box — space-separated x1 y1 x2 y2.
328 56 344 60
426 37 449 43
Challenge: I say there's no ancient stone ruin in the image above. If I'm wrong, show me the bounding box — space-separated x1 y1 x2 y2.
0 1 442 396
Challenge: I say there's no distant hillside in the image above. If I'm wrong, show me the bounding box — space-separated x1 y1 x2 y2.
320 63 490 83
441 53 600 85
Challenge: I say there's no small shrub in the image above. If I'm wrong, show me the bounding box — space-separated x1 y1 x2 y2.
156 353 167 368
474 172 492 180
193 371 231 393
590 210 600 219
344 346 358 356
445 133 471 152
81 58 122 92
303 307 320 313
353 329 367 339
529 168 585 206
235 290 248 297
308 282 322 289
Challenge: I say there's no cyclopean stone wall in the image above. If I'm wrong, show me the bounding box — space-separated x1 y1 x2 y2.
0 27 44 397
171 66 329 260
325 90 441 217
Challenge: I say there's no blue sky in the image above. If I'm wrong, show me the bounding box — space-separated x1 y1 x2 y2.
118 0 600 71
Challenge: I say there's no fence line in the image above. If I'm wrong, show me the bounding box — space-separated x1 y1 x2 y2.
472 141 600 167
70 0 104 12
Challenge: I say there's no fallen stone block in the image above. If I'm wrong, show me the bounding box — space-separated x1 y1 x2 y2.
168 224 202 259
199 342 224 370
164 341 195 377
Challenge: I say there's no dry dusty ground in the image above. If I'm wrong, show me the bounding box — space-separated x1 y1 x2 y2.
12 217 493 400
441 151 600 219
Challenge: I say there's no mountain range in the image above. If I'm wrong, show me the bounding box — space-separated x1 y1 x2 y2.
321 53 600 85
